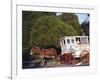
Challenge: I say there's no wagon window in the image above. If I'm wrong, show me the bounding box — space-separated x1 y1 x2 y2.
71 39 74 43
63 40 66 45
76 38 81 44
67 39 70 44
81 37 88 44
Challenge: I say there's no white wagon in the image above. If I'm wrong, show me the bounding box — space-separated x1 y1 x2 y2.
59 36 89 58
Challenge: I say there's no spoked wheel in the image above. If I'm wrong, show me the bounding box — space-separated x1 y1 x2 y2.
80 50 89 65
64 54 74 65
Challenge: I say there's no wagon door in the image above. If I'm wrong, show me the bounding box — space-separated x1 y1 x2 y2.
66 38 75 53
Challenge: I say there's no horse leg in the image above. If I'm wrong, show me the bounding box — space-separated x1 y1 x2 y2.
52 56 57 64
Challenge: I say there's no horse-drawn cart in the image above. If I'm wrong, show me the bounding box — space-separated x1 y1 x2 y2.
28 36 90 68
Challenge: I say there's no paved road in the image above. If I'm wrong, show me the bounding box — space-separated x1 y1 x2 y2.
23 61 89 69
44 64 72 68
43 62 89 68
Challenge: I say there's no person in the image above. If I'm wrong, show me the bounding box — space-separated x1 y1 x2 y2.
76 40 80 45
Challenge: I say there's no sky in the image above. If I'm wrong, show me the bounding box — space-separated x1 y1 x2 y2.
76 13 89 24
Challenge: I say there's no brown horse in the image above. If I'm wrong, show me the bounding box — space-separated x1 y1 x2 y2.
44 48 57 56
30 47 58 64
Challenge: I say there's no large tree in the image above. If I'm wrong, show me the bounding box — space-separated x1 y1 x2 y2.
22 11 55 54
58 13 81 35
29 15 78 48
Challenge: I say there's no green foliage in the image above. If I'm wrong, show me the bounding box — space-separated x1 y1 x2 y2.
59 13 81 35
22 11 56 54
30 15 78 48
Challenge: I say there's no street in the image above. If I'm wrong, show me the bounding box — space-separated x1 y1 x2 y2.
43 62 89 68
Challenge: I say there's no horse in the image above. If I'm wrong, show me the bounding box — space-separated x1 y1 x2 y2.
30 47 58 65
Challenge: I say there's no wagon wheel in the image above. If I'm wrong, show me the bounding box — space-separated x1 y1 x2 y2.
80 50 89 65
64 54 74 65
64 56 68 64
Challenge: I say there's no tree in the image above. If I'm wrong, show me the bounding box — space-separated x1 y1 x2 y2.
22 11 56 54
58 13 81 35
80 14 90 36
29 15 78 48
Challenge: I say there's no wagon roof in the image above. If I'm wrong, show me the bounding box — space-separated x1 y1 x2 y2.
59 36 89 41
